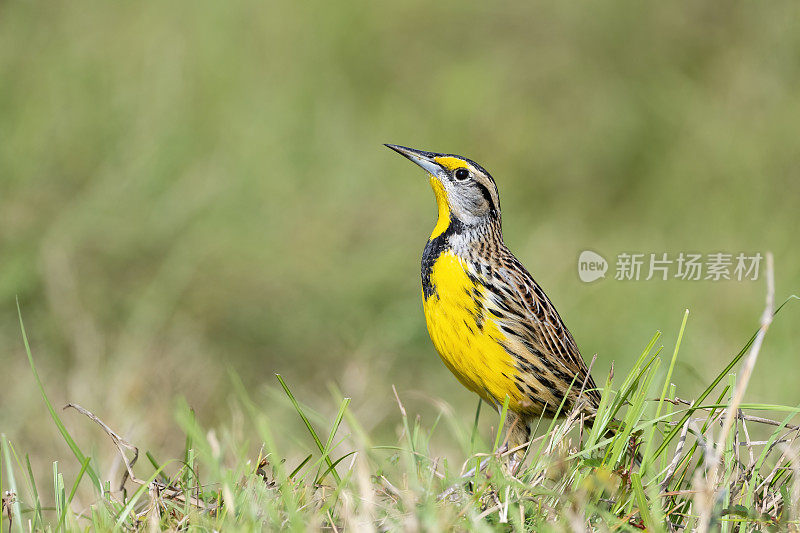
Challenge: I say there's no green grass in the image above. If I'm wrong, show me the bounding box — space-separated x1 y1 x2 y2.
4 294 799 531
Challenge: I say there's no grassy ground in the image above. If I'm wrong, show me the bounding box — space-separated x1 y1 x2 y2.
3 0 800 471
3 273 800 530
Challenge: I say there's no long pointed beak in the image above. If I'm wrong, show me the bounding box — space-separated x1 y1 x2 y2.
384 144 442 176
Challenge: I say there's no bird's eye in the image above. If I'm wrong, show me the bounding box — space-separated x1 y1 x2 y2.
454 168 470 181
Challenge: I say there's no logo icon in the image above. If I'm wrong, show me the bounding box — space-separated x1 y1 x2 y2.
578 250 608 283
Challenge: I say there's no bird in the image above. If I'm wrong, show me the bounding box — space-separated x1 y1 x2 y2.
386 144 603 460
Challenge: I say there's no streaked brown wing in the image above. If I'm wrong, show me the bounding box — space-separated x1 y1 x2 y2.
483 246 601 413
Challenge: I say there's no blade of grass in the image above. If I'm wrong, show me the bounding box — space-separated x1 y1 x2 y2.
608 345 662 423
426 410 444 450
56 457 91 532
289 454 313 480
0 436 23 533
317 451 357 483
182 409 194 486
6 444 42 531
585 369 616 451
642 309 688 467
723 373 738 516
411 413 422 457
145 452 170 485
315 397 350 484
23 455 42 530
608 331 662 418
391 384 422 479
607 357 660 466
469 399 482 456
16 300 102 492
276 374 340 484
632 472 657 531
663 382 676 472
184 448 196 501
53 463 63 533
493 395 511 453
328 382 373 450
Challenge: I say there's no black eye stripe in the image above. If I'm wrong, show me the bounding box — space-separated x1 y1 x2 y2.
474 181 497 213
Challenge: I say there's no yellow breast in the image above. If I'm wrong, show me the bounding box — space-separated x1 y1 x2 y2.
422 251 525 410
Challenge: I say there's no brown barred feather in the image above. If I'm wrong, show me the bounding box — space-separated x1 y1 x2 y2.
465 237 602 422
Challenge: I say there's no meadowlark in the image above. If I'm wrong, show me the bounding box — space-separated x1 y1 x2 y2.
386 144 602 455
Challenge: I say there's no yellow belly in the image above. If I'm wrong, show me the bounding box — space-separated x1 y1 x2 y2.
422 251 524 410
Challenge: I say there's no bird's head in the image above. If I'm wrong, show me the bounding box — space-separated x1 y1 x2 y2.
386 144 501 238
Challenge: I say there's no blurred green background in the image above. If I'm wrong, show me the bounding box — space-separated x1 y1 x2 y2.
2 0 799 468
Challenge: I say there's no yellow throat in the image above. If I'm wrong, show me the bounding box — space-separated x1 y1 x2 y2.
428 176 451 240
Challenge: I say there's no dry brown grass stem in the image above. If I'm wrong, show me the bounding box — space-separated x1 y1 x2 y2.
63 402 214 513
